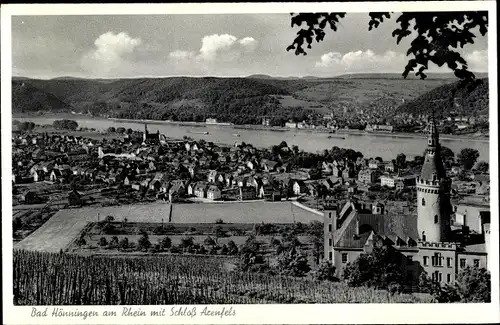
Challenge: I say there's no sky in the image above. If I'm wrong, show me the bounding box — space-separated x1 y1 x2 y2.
11 13 488 79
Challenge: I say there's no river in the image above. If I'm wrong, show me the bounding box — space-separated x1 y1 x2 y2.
15 116 490 162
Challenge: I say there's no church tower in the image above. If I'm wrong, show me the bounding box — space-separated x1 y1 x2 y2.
416 113 452 242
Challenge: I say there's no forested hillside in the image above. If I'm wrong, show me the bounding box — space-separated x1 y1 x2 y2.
397 78 489 117
12 75 489 124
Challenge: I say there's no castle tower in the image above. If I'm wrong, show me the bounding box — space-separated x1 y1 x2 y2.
416 113 452 242
323 197 338 263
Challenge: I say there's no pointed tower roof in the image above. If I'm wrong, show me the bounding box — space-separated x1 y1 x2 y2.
420 112 446 181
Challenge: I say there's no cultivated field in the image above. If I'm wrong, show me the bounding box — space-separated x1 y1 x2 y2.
13 250 432 305
15 201 323 253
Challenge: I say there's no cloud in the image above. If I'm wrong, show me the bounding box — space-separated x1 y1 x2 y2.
464 50 488 72
315 50 405 72
168 34 258 69
169 50 196 60
239 37 258 52
199 34 238 61
81 31 141 75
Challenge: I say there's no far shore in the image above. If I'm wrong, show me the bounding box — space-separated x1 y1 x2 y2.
12 113 489 142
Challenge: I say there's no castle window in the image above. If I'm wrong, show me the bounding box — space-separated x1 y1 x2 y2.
423 256 429 266
341 253 348 264
328 238 332 246
438 272 442 282
422 198 426 206
329 212 332 219
447 257 452 267
447 274 451 283
328 224 332 232
473 259 480 267
328 251 332 261
434 215 439 224
460 258 466 268
422 232 426 242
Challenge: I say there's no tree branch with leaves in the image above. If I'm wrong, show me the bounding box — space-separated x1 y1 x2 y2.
287 11 488 80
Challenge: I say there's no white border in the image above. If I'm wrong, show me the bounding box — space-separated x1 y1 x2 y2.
1 2 499 324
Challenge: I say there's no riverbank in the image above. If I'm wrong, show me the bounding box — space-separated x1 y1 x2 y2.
14 114 489 142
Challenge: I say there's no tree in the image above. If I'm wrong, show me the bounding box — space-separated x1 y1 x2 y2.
116 127 126 134
395 153 406 170
287 12 488 80
456 266 491 302
440 146 455 163
204 236 216 247
119 237 129 250
180 236 194 248
227 240 239 255
314 260 337 282
160 236 172 250
274 247 311 277
109 236 119 249
457 148 480 170
137 233 151 250
53 119 78 130
474 161 489 173
127 128 133 134
98 237 108 247
107 126 116 133
343 246 405 292
308 167 321 180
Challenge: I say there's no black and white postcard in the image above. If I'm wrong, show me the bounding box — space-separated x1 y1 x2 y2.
1 2 498 324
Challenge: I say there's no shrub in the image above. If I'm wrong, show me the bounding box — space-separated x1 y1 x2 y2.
137 233 152 251
215 218 224 224
180 236 194 248
119 237 129 250
204 236 216 247
98 237 108 247
160 236 172 250
314 260 337 282
343 246 405 292
456 266 491 302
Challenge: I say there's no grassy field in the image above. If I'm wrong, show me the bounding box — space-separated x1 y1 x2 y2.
13 250 432 304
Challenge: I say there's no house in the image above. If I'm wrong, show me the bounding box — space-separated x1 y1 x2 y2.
259 184 282 201
240 186 256 201
187 182 197 196
292 180 307 196
194 183 208 198
208 170 219 183
261 160 279 172
368 159 380 169
342 165 356 180
32 170 44 182
380 175 396 188
141 178 152 189
169 182 186 201
20 190 38 204
451 166 462 175
385 161 396 172
49 169 63 182
246 160 258 170
149 173 166 191
358 169 379 184
206 185 221 201
68 190 83 207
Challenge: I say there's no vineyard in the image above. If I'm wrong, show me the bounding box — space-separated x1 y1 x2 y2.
13 250 431 304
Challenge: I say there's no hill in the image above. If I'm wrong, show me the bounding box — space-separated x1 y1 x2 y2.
12 81 72 113
11 76 488 124
397 78 489 117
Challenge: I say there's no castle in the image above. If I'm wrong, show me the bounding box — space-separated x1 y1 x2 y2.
323 114 490 288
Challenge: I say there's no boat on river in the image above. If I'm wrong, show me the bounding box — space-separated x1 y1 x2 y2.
190 131 209 135
327 135 345 140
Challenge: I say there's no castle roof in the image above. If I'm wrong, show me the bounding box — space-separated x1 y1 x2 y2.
420 148 447 181
420 114 447 181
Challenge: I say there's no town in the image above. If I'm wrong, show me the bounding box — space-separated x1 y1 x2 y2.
12 114 491 299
